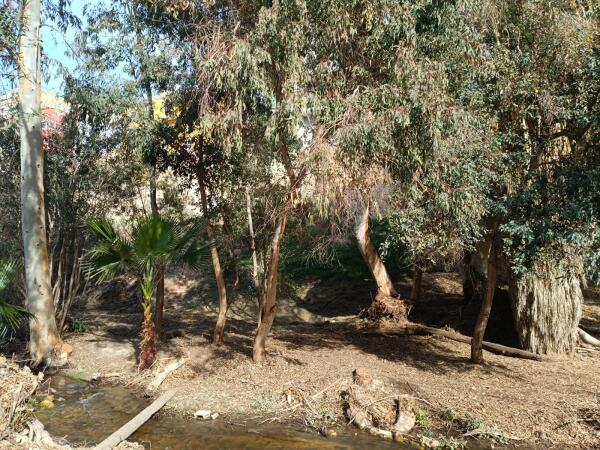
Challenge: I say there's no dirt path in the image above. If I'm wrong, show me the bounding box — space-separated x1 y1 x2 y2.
65 270 600 448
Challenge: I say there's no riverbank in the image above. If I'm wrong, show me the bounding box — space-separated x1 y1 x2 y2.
36 271 600 448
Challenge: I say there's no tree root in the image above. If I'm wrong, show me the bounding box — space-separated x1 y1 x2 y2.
578 328 600 347
373 323 550 361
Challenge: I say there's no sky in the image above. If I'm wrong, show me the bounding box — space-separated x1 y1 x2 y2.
43 0 97 95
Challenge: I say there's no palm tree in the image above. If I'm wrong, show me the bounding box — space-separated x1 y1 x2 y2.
0 260 32 343
84 215 205 370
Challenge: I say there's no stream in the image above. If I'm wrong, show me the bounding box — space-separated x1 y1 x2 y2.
34 375 416 449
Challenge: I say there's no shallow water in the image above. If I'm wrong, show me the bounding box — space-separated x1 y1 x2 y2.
35 375 414 449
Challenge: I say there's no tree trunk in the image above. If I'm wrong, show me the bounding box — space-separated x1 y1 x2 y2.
508 261 582 354
471 236 497 364
139 296 156 370
222 211 239 290
144 82 158 215
18 0 61 365
355 203 397 298
246 185 265 327
154 266 164 339
198 169 228 346
252 205 289 363
410 266 423 303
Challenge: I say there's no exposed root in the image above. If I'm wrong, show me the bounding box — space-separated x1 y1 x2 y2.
360 293 412 323
578 328 600 347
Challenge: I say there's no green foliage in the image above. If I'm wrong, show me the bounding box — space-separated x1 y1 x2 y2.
84 215 207 283
0 260 32 342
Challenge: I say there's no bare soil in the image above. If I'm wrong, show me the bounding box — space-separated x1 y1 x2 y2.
64 269 600 448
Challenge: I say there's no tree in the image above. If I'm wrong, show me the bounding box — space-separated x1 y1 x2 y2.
18 0 62 365
84 215 205 369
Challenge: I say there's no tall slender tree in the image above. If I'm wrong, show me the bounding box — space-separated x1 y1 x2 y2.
18 0 61 364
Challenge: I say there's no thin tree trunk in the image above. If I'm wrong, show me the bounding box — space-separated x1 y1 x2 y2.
154 266 164 339
253 205 289 363
18 0 61 365
246 185 265 326
471 235 497 364
198 169 228 346
222 211 239 290
144 83 158 215
411 266 423 303
355 203 397 297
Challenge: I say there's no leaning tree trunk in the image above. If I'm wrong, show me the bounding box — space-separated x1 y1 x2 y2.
471 236 497 364
198 169 228 346
252 205 289 363
18 0 61 365
356 203 397 297
507 261 582 354
355 203 409 321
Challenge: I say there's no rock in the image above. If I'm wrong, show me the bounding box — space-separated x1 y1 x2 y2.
392 409 415 434
353 367 372 386
210 412 219 420
194 409 212 419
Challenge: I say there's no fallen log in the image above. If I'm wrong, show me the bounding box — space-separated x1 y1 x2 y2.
95 389 176 450
578 328 600 347
148 358 185 390
374 324 550 361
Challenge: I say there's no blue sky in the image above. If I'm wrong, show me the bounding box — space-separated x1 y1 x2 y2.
43 0 97 95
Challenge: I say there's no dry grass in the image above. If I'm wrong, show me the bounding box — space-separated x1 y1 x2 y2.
63 270 600 448
0 356 39 439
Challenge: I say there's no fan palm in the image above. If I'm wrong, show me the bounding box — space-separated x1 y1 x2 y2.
0 260 32 342
84 215 205 369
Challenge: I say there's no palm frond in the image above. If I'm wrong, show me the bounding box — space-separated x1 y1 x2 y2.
0 260 32 340
0 259 17 292
83 219 134 282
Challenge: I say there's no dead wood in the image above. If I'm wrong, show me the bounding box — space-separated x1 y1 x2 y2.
578 328 600 347
374 323 550 361
95 389 176 450
147 358 185 390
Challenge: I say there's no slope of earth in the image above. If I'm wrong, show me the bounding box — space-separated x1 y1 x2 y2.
63 269 600 448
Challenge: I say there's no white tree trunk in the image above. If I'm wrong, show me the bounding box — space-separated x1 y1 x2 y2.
18 0 61 364
355 203 397 297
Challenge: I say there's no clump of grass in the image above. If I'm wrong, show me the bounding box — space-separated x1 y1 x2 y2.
415 408 431 429
455 413 482 433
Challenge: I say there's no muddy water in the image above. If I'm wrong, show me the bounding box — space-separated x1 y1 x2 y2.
35 376 414 449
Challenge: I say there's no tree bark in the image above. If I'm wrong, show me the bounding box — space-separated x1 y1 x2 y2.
246 185 265 327
508 261 582 354
198 168 228 346
252 204 289 363
410 266 423 303
221 211 239 290
18 0 61 365
154 266 164 339
471 234 497 364
355 203 397 298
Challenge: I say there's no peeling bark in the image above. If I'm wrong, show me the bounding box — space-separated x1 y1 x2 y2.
355 203 397 298
508 263 582 354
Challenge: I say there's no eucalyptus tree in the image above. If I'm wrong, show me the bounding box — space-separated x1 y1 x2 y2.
428 0 599 358
18 0 62 365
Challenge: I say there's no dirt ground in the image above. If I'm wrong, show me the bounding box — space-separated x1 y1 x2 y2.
64 269 600 448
